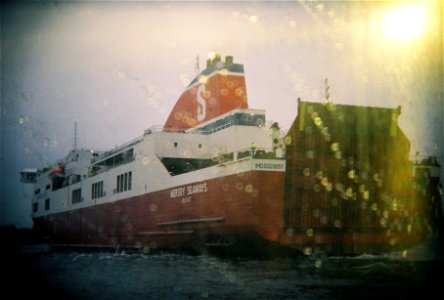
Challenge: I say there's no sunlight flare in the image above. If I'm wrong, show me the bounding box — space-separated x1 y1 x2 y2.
382 4 427 41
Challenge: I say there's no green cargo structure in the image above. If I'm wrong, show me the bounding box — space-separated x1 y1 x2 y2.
284 99 437 254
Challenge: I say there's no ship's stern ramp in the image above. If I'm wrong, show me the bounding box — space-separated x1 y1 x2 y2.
282 99 434 254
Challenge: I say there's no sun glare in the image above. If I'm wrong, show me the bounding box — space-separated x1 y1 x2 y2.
382 5 427 41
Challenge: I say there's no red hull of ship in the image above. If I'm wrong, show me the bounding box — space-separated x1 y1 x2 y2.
34 168 426 254
34 171 286 251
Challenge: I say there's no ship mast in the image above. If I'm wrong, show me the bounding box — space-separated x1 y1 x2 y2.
195 55 200 75
323 78 330 103
73 121 78 150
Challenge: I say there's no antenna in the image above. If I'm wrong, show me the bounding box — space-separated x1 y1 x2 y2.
195 55 200 75
323 78 330 103
74 122 77 150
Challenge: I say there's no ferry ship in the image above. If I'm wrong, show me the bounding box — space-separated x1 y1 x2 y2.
21 54 288 254
21 54 438 255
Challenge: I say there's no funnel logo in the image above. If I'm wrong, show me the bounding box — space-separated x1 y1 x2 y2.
197 84 207 121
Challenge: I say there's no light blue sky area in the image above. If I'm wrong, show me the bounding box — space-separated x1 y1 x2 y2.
1 1 442 227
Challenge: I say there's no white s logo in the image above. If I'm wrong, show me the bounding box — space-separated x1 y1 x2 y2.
197 84 207 121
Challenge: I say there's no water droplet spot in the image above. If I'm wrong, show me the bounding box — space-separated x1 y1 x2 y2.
303 247 313 256
284 136 292 145
306 228 314 237
142 156 150 165
348 170 355 179
334 151 342 159
330 143 339 152
249 15 258 23
306 150 315 159
334 219 342 228
244 184 253 193
321 177 328 187
117 71 126 79
198 75 208 84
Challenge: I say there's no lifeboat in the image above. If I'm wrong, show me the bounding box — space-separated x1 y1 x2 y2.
48 165 64 177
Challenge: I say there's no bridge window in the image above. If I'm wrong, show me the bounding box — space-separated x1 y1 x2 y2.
195 112 266 134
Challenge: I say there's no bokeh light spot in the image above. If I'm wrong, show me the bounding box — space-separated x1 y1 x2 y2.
303 247 313 256
306 228 314 237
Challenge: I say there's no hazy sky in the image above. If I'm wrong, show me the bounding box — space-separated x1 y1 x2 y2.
1 1 442 228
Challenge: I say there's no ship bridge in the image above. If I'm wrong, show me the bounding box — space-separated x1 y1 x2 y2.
187 108 266 135
20 168 38 183
156 108 285 176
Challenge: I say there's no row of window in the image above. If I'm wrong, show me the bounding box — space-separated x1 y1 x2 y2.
33 173 133 212
72 188 82 204
116 171 132 193
92 181 104 199
195 112 266 134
